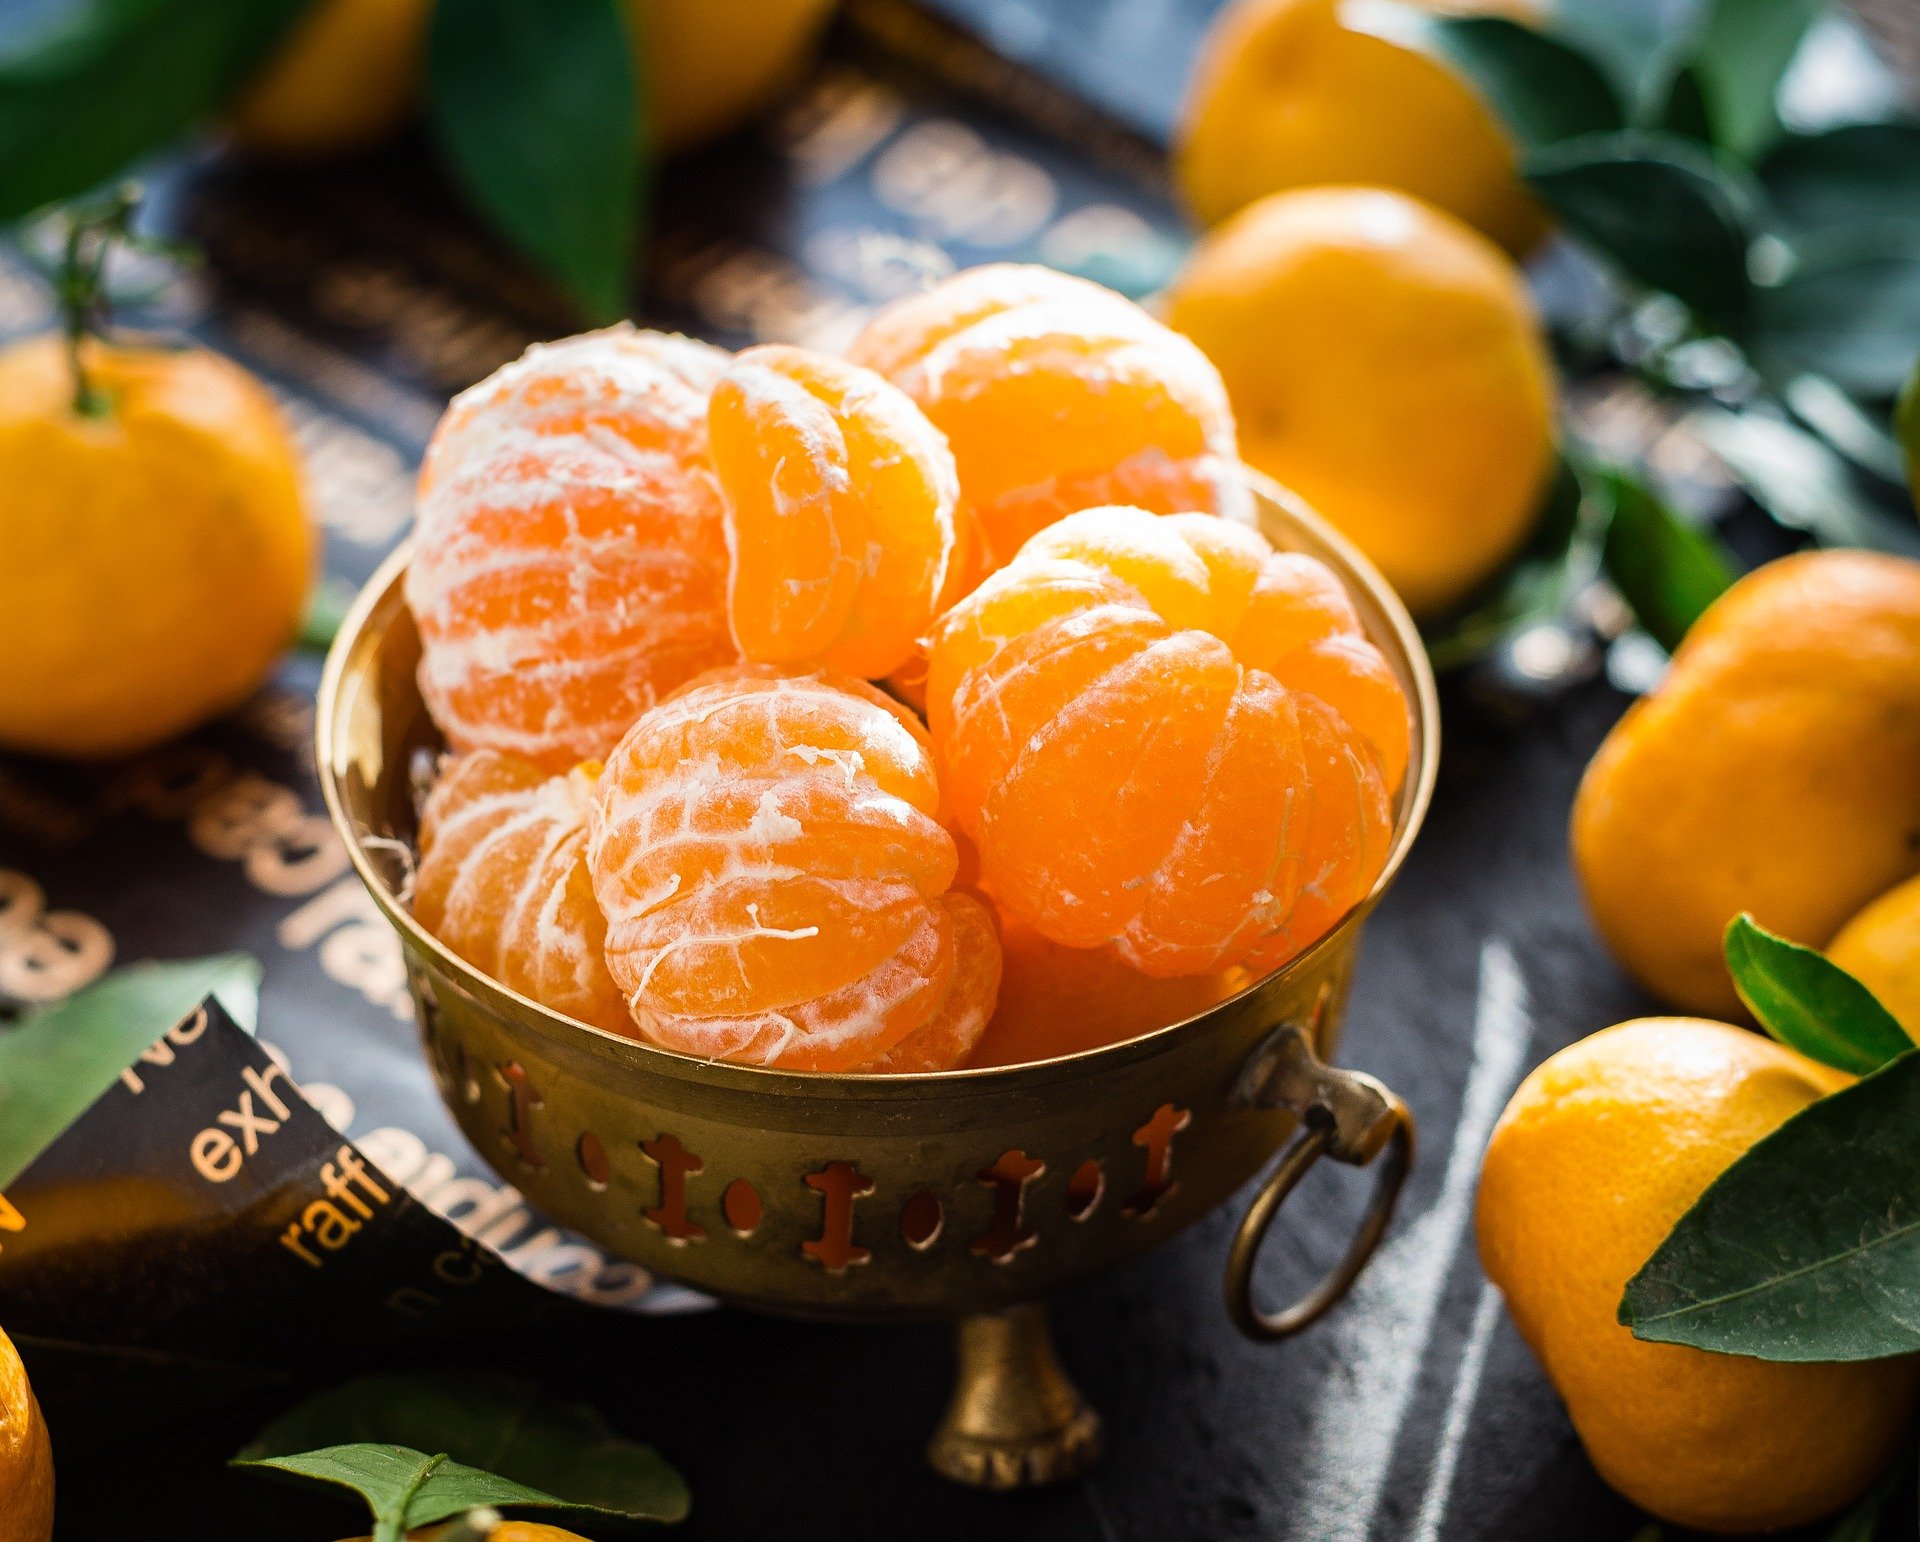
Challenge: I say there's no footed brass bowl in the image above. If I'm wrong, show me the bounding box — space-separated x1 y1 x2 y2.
317 474 1438 1487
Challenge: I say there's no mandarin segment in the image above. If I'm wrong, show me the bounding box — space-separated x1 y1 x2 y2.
928 505 1405 977
969 901 1247 1068
847 264 1248 589
708 345 959 678
588 665 1001 1071
413 750 632 1035
407 325 737 771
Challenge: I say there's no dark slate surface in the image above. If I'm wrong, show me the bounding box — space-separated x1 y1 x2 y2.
2 2 1896 1537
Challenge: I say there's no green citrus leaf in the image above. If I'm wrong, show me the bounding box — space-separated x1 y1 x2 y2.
1594 466 1737 651
1662 0 1820 162
1621 1048 1920 1361
1524 131 1758 336
0 0 316 221
0 955 261 1187
424 0 644 323
1761 123 1920 240
1749 223 1920 401
1724 914 1914 1076
237 1371 689 1524
1687 404 1920 557
238 1444 570 1539
1417 15 1625 150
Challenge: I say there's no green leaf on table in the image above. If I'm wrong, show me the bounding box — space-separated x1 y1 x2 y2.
426 0 644 324
1594 466 1736 651
1524 132 1757 336
0 0 316 221
1748 223 1920 400
1761 123 1920 240
0 954 260 1187
1620 1048 1920 1361
1688 403 1920 556
1724 914 1913 1076
1659 0 1821 163
237 1370 688 1525
1420 16 1625 150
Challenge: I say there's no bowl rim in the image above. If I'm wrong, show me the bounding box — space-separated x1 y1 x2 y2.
316 469 1439 1100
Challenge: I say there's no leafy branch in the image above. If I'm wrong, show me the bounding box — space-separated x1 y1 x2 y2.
1419 0 1920 670
0 0 646 320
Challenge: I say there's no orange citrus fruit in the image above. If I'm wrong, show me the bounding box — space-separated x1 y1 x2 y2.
1573 549 1920 1015
707 344 959 679
0 334 313 759
970 900 1248 1067
413 750 632 1035
0 1325 53 1542
588 664 1000 1071
407 326 737 771
928 505 1406 977
1478 1018 1918 1532
846 263 1248 591
1176 0 1549 255
229 0 431 157
1163 185 1555 616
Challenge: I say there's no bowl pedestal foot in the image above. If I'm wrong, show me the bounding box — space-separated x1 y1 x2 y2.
927 1301 1103 1488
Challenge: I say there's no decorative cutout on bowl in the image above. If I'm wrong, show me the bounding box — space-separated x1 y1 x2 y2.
641 1132 705 1244
803 1160 875 1271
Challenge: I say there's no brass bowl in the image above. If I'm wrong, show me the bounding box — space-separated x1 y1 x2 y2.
317 475 1438 1487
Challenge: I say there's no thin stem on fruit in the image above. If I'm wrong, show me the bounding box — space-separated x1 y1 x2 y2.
56 183 142 420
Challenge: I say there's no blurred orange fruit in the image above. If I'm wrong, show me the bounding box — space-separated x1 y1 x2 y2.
229 0 431 157
847 263 1248 592
0 334 313 758
413 749 631 1034
407 326 737 772
928 506 1406 977
588 664 1000 1071
232 0 834 160
708 344 959 679
1176 0 1549 255
641 0 839 156
1164 185 1555 616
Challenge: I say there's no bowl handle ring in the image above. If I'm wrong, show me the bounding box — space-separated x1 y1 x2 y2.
1225 1022 1417 1341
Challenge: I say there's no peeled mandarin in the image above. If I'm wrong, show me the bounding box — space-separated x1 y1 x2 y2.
847 263 1249 590
407 326 737 771
413 750 631 1035
928 506 1406 977
588 664 1000 1071
969 901 1248 1067
708 344 959 679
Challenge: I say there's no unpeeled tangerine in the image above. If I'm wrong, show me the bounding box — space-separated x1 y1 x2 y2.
847 263 1249 591
413 749 632 1035
588 664 1000 1071
928 506 1408 978
707 344 959 679
407 326 737 771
